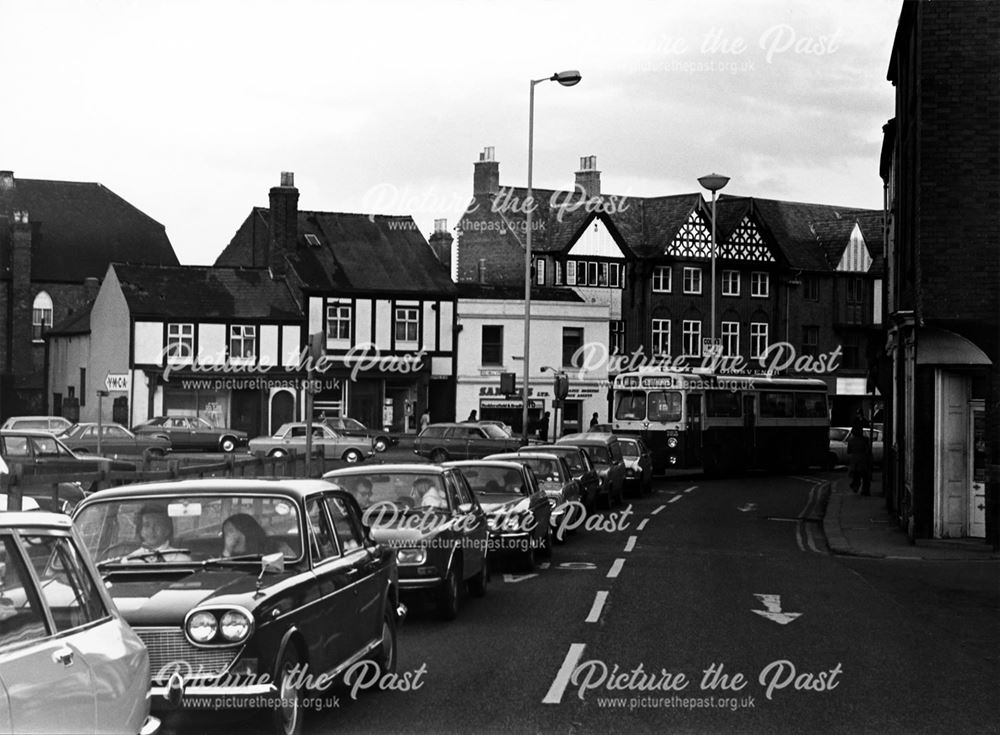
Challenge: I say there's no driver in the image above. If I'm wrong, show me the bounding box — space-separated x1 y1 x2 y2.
126 504 191 562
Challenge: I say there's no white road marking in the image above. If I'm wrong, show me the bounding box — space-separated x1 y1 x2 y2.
502 573 539 583
738 502 758 512
651 505 667 515
559 562 597 570
585 591 609 623
751 593 802 625
624 536 637 552
669 495 683 504
607 558 626 578
542 643 587 704
637 518 649 531
683 485 697 493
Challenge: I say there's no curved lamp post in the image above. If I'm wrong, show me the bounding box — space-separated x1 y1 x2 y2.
697 173 730 348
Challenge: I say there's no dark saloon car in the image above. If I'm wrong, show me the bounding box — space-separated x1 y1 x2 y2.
618 436 653 495
133 415 249 453
445 459 553 571
72 478 404 735
60 422 172 459
412 422 524 463
523 444 601 511
323 464 489 620
483 452 584 543
322 416 395 453
557 433 627 508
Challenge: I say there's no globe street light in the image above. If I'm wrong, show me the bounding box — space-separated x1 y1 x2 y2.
522 70 581 444
697 173 730 349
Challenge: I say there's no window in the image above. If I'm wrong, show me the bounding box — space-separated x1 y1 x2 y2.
795 392 828 418
325 497 363 552
575 261 588 286
394 306 419 342
843 332 861 369
25 534 108 632
652 266 672 293
803 277 819 301
750 322 769 359
482 325 503 365
166 323 194 361
802 326 819 358
682 267 702 294
307 499 338 561
751 272 770 297
79 368 86 408
554 261 563 285
562 327 584 367
0 537 47 646
326 302 352 340
845 277 865 324
706 391 741 417
648 391 682 422
610 320 626 355
722 270 740 296
682 320 702 357
588 262 598 286
760 391 794 418
566 261 577 286
609 262 622 288
31 292 53 341
535 258 546 286
652 319 671 355
229 325 256 360
721 321 739 357
599 262 609 286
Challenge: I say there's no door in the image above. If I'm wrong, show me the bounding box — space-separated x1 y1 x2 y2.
934 370 970 538
270 391 295 434
230 390 261 438
969 401 987 538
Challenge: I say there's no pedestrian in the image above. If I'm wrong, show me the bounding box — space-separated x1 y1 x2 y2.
537 411 550 442
846 419 873 495
420 409 431 432
589 412 599 428
466 410 478 422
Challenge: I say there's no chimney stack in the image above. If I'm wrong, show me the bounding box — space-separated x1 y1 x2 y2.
268 172 299 277
428 218 453 272
83 276 100 302
0 171 13 192
575 155 601 199
11 211 33 374
473 147 500 197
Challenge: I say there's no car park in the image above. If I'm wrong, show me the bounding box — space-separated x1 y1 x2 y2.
445 459 553 570
0 511 159 735
133 415 248 453
60 422 172 459
518 444 602 511
412 422 524 463
557 433 627 508
483 452 583 542
618 436 653 495
828 426 884 467
0 415 74 434
72 478 402 735
249 422 375 463
322 416 395 453
323 464 489 620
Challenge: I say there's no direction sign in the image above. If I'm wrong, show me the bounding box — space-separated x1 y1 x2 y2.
105 373 130 392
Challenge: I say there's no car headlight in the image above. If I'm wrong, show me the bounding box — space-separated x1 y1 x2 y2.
667 437 678 448
397 548 427 565
187 611 218 644
220 610 252 643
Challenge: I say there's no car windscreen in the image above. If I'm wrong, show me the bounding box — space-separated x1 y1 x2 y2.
452 466 526 495
332 472 450 511
479 424 509 439
584 445 611 464
619 442 639 457
829 428 850 442
515 457 564 483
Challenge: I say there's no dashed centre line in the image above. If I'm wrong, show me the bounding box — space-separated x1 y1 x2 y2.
624 535 637 552
684 485 697 493
607 558 626 578
669 495 683 504
651 505 667 515
636 518 649 531
585 591 609 623
542 642 586 704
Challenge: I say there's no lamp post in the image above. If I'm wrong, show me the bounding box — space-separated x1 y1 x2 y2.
697 173 729 348
522 70 582 444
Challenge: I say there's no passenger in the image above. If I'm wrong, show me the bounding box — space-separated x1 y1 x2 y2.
414 478 448 509
222 513 269 557
503 470 523 494
353 477 374 507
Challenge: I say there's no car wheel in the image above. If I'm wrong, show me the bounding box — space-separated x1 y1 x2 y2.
373 436 389 453
437 563 460 620
270 449 288 458
342 449 363 464
273 644 305 735
374 610 397 674
467 557 489 598
220 437 237 453
144 447 166 460
430 449 448 464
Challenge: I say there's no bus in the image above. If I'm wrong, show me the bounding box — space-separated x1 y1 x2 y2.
611 369 830 475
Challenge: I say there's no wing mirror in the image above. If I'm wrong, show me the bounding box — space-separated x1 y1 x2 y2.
255 552 285 597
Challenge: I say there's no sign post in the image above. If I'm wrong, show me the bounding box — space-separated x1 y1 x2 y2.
702 337 723 359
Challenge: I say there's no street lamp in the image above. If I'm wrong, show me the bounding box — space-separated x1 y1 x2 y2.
697 173 730 348
523 70 582 444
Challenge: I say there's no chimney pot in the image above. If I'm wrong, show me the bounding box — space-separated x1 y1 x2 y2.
0 171 13 191
575 156 601 199
280 171 295 187
474 148 500 197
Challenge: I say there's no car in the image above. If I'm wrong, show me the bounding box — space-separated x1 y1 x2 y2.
0 510 159 735
249 422 375 463
412 422 524 463
323 464 489 620
133 415 248 453
518 444 602 511
322 416 395 453
445 459 553 570
59 422 172 459
0 415 74 434
828 426 884 467
0 494 40 511
72 478 403 734
474 420 514 437
618 436 653 495
557 433 627 508
482 452 584 542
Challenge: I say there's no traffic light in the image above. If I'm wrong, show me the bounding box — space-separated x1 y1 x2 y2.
500 372 516 395
554 373 569 400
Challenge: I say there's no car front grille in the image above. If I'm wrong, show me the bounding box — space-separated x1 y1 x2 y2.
136 627 240 681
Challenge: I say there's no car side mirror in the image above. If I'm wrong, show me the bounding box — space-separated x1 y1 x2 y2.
457 503 473 513
255 552 285 597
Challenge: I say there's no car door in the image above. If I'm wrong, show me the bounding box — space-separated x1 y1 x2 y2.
463 426 494 459
188 417 218 451
166 417 191 451
102 426 134 455
447 471 487 579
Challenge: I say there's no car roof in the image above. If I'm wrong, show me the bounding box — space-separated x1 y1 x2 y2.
443 459 530 471
559 432 616 443
0 429 66 437
77 478 340 504
324 463 446 479
0 510 71 529
525 444 581 453
489 452 562 462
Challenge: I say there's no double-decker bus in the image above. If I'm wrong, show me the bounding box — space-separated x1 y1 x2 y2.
611 369 830 475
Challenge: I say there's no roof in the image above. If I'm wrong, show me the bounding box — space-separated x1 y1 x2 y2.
0 176 178 281
48 306 92 336
113 263 302 320
456 282 585 302
80 477 340 503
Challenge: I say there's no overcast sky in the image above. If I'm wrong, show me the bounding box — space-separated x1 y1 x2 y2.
4 0 901 266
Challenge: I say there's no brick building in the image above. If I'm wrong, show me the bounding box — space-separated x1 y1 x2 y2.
881 0 999 542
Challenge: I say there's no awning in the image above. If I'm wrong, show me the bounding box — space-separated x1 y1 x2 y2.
916 327 993 366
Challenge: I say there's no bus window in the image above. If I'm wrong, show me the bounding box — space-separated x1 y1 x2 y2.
794 392 828 418
760 391 794 417
647 391 682 422
706 391 741 417
615 391 647 421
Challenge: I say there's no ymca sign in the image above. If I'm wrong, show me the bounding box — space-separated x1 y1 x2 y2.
105 373 130 392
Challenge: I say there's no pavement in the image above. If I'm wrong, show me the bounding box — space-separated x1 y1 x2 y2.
821 470 1000 560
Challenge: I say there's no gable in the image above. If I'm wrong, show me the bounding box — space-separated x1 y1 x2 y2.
721 215 777 262
664 210 712 258
566 216 628 259
836 223 872 272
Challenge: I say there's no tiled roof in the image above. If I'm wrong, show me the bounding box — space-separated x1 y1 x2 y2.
0 176 178 281
456 282 585 302
47 304 92 336
113 264 302 319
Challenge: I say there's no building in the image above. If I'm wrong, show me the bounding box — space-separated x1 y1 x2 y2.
0 172 178 417
881 0 999 542
214 173 458 432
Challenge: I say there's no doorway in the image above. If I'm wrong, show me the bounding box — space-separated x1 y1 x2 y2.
933 370 971 538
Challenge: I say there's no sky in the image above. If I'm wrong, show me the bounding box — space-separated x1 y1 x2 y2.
3 0 902 266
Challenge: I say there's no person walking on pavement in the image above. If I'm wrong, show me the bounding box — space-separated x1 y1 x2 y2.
847 419 873 495
589 412 600 428
420 409 431 432
537 411 550 442
466 410 478 422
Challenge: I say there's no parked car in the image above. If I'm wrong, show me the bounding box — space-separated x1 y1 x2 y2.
519 444 602 511
445 459 553 570
0 511 159 735
60 422 171 459
474 420 514 437
483 452 584 542
0 415 73 434
72 478 403 734
618 436 653 495
249 422 375 463
828 426 884 467
322 416 395 453
133 415 248 453
557 433 627 508
412 422 524 463
323 464 489 620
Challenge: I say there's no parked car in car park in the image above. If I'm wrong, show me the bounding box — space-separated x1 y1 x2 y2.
249 422 375 463
72 478 403 735
324 464 489 620
0 415 73 434
828 426 884 467
322 416 395 453
0 511 159 735
60 422 171 459
618 436 654 495
412 422 524 463
557 433 627 508
519 444 602 511
484 452 584 542
445 459 553 570
132 415 248 453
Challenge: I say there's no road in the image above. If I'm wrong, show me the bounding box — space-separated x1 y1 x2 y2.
160 471 1000 735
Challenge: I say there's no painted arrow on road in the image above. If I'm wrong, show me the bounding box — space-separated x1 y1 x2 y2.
752 594 802 625
738 503 758 512
502 573 538 583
